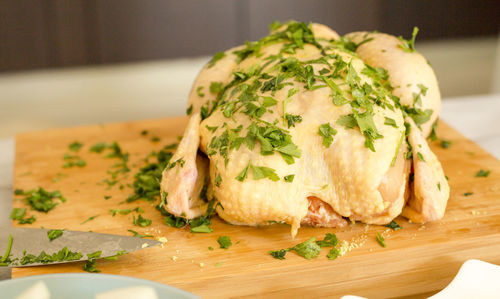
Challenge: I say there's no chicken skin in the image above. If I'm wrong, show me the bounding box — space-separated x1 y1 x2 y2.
160 22 449 236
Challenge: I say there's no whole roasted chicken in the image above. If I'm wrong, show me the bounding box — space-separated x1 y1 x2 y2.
160 22 449 236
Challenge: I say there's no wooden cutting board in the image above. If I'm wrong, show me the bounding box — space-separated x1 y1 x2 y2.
11 117 500 299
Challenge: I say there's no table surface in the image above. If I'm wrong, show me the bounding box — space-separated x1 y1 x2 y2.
1 93 499 283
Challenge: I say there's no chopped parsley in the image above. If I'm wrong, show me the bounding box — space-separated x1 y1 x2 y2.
376 232 386 247
291 237 321 260
190 224 213 233
207 51 226 68
13 188 66 213
19 246 82 266
127 229 153 238
109 207 144 216
384 117 398 128
385 220 402 230
127 144 175 203
81 215 99 224
62 153 86 168
133 215 152 227
47 229 64 241
235 162 250 182
315 233 338 247
398 27 419 53
417 152 426 162
475 169 490 178
318 123 337 148
103 250 126 261
186 105 193 115
1 234 13 264
83 251 101 273
217 236 232 249
441 140 451 149
428 119 438 141
69 141 83 152
10 208 36 224
463 192 473 197
252 165 279 181
327 248 340 260
269 237 321 260
196 86 205 97
284 174 295 183
269 249 287 260
151 136 160 143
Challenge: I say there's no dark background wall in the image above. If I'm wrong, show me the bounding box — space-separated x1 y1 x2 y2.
1 0 499 72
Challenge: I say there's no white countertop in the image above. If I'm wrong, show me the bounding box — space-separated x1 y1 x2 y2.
0 66 499 279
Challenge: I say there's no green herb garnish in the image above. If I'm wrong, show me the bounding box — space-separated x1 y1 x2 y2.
47 229 64 241
10 208 36 224
1 234 13 263
463 192 473 196
13 188 66 213
376 232 386 247
318 123 337 148
69 141 83 152
252 165 279 181
441 140 451 149
315 233 338 247
133 215 152 227
291 237 321 260
284 174 295 183
190 224 213 233
398 27 419 53
81 215 99 225
127 229 153 238
208 52 226 68
385 220 402 230
83 251 101 273
217 236 232 249
475 169 491 178
269 249 288 260
327 248 340 260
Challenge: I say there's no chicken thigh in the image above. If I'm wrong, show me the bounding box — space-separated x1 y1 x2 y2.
161 22 449 236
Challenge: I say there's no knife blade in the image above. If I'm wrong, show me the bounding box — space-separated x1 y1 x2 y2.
0 227 161 267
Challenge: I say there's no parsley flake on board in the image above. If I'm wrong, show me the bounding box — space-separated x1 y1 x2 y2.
463 192 473 197
291 237 321 260
81 215 99 225
133 215 152 227
441 140 451 149
47 229 64 241
217 236 232 249
127 229 153 238
385 220 402 230
69 141 83 152
315 233 338 248
475 169 490 178
376 232 386 247
10 208 36 224
14 188 66 213
327 248 340 260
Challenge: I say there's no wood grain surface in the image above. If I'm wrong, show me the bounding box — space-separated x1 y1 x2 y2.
11 117 500 299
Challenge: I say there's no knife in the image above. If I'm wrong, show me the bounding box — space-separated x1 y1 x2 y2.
0 227 161 267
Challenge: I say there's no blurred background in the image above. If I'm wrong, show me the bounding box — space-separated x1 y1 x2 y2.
1 0 499 138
